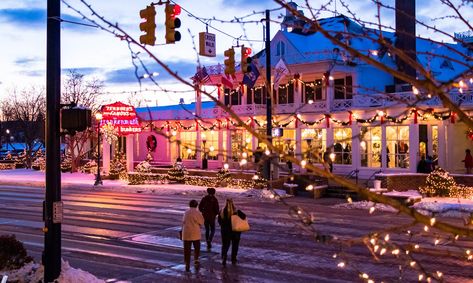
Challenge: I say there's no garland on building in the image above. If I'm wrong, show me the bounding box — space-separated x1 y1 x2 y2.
147 108 454 134
167 162 188 183
419 168 473 198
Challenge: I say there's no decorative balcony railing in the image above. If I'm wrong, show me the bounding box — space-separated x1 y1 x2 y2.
141 90 473 120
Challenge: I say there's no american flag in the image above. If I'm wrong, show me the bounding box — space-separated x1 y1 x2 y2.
191 66 211 84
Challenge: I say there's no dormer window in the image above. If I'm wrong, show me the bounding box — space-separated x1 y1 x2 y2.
276 41 285 56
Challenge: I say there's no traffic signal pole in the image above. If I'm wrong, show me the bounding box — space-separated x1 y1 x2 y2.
44 0 62 282
264 9 272 183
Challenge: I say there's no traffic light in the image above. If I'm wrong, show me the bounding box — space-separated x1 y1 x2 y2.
241 46 252 74
139 5 156 46
165 3 181 44
224 48 235 75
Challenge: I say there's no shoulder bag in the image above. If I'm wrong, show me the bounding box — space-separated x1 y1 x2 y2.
231 214 250 232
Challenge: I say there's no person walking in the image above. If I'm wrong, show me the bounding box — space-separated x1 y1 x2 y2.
182 199 204 272
199 187 220 251
462 149 473 174
218 199 246 266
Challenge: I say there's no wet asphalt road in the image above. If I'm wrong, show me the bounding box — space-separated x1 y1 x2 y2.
0 184 472 282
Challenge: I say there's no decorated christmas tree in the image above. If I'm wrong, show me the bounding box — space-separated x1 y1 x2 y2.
60 152 72 173
109 151 127 180
167 162 188 183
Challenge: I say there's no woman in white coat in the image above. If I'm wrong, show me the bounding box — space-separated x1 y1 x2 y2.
182 199 204 272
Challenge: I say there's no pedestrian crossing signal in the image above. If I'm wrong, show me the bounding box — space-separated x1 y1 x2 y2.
165 4 181 44
139 5 156 46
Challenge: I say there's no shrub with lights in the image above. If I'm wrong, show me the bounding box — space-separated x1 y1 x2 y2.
31 157 45 171
216 166 231 187
80 159 97 174
252 170 268 189
109 152 127 180
167 161 188 183
419 168 473 198
60 153 72 173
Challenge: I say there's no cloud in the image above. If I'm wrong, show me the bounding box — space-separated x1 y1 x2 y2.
0 8 91 30
105 60 198 85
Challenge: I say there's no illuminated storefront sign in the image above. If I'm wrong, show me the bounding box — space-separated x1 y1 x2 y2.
100 101 142 135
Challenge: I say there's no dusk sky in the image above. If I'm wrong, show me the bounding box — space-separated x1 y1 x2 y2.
0 0 470 106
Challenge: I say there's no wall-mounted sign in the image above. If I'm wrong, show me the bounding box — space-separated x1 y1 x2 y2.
100 101 142 136
199 32 216 57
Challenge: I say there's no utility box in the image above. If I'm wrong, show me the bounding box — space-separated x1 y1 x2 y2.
61 108 91 134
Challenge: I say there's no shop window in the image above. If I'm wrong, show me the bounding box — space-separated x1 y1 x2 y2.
180 131 197 160
304 79 323 103
231 130 252 161
360 126 381 168
273 129 296 163
334 76 353 100
200 131 218 160
301 128 326 163
386 126 409 168
277 82 294 104
333 128 352 165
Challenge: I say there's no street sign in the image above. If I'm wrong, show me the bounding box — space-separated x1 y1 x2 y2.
53 201 63 224
199 32 216 57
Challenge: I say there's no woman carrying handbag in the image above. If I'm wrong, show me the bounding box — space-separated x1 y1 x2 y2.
218 199 248 266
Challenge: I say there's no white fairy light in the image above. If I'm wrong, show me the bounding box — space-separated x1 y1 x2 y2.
308 99 314 104
240 159 247 166
171 130 177 136
380 248 386 255
418 274 424 281
347 197 353 203
265 149 271 156
337 262 345 268
414 244 420 249
412 86 419 95
384 234 390 242
301 160 307 168
224 163 229 170
370 238 376 245
369 206 376 214
410 261 416 267
430 217 436 226
392 249 400 255
434 238 440 245
361 273 369 279
436 271 443 278
306 184 314 191
424 225 429 232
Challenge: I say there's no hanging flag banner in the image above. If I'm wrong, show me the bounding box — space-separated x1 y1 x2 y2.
191 66 211 84
100 101 142 136
273 58 290 88
242 63 260 89
199 32 216 57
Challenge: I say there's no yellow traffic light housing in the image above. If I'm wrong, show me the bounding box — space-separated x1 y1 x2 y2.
224 48 235 75
165 4 181 44
139 5 156 46
241 45 252 74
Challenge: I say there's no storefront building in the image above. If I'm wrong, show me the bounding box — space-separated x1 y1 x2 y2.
127 11 472 178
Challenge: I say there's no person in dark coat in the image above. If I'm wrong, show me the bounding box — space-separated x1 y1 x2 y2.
198 188 220 251
462 149 473 174
218 199 246 266
417 155 430 173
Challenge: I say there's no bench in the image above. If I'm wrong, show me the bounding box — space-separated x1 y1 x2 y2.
283 183 299 195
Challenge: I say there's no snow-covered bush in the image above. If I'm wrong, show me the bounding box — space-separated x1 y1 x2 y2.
167 162 188 183
135 160 151 173
0 234 33 271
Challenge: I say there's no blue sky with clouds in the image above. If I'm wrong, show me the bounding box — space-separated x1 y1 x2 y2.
0 0 470 106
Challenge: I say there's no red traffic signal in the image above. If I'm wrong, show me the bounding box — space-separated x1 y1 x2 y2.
241 46 252 74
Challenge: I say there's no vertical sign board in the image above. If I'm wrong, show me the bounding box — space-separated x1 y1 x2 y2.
199 32 216 57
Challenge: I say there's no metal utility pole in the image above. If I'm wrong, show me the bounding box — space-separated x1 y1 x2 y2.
263 9 272 182
44 0 62 282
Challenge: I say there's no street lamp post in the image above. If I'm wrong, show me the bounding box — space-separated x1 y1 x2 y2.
202 133 208 169
94 113 103 186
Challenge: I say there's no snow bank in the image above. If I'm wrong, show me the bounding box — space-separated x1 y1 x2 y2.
2 260 104 283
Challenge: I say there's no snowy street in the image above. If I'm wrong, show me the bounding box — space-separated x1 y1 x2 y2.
0 170 472 282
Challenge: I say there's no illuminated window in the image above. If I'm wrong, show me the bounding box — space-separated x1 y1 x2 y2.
180 131 196 160
304 79 324 102
201 131 218 160
273 129 296 162
386 126 409 168
360 126 381 168
333 128 352 165
301 128 326 163
432 126 438 160
277 82 294 104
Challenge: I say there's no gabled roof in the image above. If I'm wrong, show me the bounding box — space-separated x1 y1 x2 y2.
255 14 471 82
